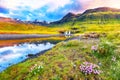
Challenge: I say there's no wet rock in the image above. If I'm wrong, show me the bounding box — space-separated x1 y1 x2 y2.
27 54 35 58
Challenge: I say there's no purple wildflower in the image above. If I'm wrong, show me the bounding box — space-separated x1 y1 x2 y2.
79 62 101 75
91 46 98 51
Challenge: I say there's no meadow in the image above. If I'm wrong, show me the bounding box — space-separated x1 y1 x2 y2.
0 22 63 34
0 20 120 80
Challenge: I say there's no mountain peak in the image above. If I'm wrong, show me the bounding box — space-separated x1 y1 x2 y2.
63 12 76 18
60 12 76 22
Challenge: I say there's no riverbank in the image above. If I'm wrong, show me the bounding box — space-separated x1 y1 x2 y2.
0 34 65 40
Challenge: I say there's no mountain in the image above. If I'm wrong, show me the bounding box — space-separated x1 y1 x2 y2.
77 7 120 21
50 7 120 25
0 17 16 22
50 12 77 24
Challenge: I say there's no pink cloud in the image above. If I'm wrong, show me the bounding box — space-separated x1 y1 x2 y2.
77 0 120 12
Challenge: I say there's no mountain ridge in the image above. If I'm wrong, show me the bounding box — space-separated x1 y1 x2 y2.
50 7 120 25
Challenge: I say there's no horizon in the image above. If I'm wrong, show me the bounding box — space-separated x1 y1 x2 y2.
0 0 120 22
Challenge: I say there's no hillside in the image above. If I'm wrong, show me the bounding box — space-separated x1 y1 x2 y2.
50 12 77 24
0 20 60 34
0 17 16 22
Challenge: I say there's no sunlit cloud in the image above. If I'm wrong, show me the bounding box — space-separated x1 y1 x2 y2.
78 0 120 12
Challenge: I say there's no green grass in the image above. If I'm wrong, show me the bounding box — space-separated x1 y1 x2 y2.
0 37 120 80
0 19 120 35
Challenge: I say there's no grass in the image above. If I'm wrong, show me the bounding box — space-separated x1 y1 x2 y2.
49 20 120 36
0 19 120 35
0 22 64 34
0 36 120 80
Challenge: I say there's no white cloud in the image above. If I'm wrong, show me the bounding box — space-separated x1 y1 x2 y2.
0 13 9 17
0 0 72 12
47 0 73 12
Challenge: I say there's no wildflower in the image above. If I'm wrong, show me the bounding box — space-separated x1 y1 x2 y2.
91 45 98 51
79 62 101 75
112 56 116 62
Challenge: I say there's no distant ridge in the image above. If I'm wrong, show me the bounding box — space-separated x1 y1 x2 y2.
83 7 120 14
50 7 120 25
0 17 15 22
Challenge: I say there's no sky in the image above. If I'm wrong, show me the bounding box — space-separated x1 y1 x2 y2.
0 0 120 22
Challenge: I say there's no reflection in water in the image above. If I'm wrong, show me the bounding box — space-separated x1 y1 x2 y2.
0 42 54 72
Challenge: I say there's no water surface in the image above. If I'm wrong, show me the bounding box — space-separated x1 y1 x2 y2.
0 42 55 72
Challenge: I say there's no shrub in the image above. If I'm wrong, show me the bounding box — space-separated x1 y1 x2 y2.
98 40 116 57
91 39 116 58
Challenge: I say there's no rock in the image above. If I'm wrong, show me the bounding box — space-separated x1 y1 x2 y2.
27 54 35 57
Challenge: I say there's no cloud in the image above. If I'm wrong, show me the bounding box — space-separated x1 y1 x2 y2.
78 0 120 12
0 0 73 21
0 0 72 12
0 13 9 17
47 0 73 12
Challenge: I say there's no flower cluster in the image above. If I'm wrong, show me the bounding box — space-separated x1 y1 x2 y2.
30 64 38 72
111 56 116 62
30 64 44 75
80 62 101 75
91 45 98 51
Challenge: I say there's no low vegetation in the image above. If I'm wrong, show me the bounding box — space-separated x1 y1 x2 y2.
0 33 120 80
0 22 63 34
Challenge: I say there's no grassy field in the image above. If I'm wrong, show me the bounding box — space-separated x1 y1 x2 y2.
51 21 120 33
0 33 120 80
0 20 120 36
0 22 64 34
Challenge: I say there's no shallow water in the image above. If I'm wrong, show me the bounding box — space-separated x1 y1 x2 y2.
0 42 55 72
